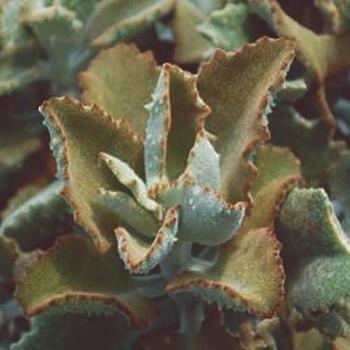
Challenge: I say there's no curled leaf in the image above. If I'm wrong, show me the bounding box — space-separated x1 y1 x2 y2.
16 235 155 327
115 206 179 274
40 97 144 252
197 36 296 203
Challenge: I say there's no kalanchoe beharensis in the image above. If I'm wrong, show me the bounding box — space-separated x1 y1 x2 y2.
0 0 174 94
8 36 310 349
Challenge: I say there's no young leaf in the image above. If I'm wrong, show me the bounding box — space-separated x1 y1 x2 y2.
159 183 245 246
197 37 296 203
40 97 144 252
115 206 179 274
16 235 155 327
167 145 301 317
145 63 210 187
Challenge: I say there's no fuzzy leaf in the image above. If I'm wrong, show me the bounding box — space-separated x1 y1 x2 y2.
270 105 346 185
181 132 220 191
0 236 18 302
81 0 174 49
278 188 350 314
197 37 296 203
249 0 350 81
159 183 245 246
99 152 161 217
11 308 136 350
330 151 350 231
0 137 41 201
172 0 214 63
167 145 301 316
24 5 82 87
80 44 159 134
115 206 179 274
1 182 73 252
145 63 210 187
40 97 144 252
16 235 155 326
197 2 250 52
98 189 158 239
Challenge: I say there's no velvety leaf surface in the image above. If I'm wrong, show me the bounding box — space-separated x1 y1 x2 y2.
16 235 155 326
115 206 179 274
198 2 250 52
1 181 73 252
80 44 159 134
159 183 245 246
270 105 346 186
167 145 301 316
278 188 350 314
0 236 18 302
171 0 213 63
181 132 220 191
99 189 159 239
249 0 350 81
0 137 42 201
40 97 144 252
145 63 210 187
24 5 82 87
197 37 296 203
11 310 136 350
82 0 174 49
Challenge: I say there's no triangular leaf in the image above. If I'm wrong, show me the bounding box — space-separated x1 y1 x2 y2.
80 44 159 134
197 37 296 203
115 206 179 274
16 235 155 327
145 63 210 187
40 97 144 252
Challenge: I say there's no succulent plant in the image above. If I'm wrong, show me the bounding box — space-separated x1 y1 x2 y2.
1 0 350 349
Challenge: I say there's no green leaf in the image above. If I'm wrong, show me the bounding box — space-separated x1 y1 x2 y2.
99 152 161 217
115 205 179 274
98 189 158 239
16 235 155 326
24 5 82 88
81 0 174 49
330 151 350 231
80 44 159 134
1 181 73 252
180 131 220 191
0 137 42 199
40 97 144 252
249 0 350 81
197 37 296 203
159 183 245 246
11 309 137 350
171 0 214 63
197 3 250 52
167 145 301 316
145 63 210 187
0 236 18 302
277 188 350 314
269 105 346 186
